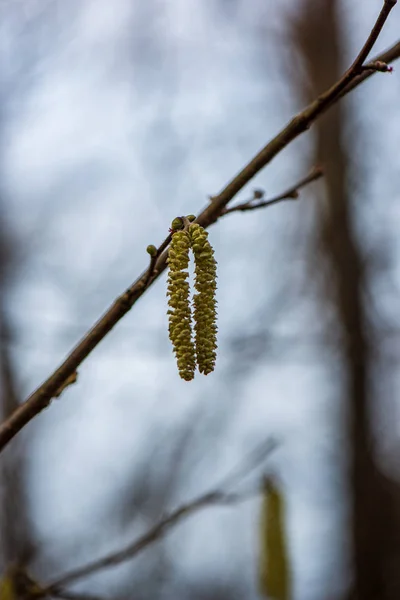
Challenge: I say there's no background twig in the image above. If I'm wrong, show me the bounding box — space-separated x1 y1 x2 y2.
41 440 275 595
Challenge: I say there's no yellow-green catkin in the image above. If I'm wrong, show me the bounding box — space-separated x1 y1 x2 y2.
189 223 218 375
0 574 14 600
259 479 291 600
167 230 196 381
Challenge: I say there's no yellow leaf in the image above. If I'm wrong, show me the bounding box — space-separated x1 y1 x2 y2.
259 478 291 600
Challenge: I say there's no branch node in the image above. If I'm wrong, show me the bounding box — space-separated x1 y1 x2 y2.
54 372 78 398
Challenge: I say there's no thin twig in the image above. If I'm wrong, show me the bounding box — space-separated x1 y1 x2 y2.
41 440 274 594
214 438 277 491
222 166 323 215
0 4 398 452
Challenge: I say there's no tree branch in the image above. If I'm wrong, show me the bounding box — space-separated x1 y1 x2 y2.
221 166 323 215
0 2 398 452
346 0 397 71
40 440 275 595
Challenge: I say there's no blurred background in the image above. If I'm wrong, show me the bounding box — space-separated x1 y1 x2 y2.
0 0 400 598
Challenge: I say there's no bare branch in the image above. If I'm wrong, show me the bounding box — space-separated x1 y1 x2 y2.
41 440 275 594
0 3 398 452
221 166 323 215
198 1 397 229
346 0 397 72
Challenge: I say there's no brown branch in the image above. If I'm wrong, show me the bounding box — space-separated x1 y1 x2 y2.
346 0 397 70
0 3 398 452
40 440 274 595
221 166 323 215
197 0 397 230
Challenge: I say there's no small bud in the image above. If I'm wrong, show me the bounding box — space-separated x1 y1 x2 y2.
186 214 197 222
170 217 184 231
372 60 392 72
146 244 157 257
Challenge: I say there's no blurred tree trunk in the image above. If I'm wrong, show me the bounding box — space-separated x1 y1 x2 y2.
0 201 35 573
293 1 400 598
0 5 37 581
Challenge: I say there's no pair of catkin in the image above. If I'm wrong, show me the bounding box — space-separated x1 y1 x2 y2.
167 222 217 381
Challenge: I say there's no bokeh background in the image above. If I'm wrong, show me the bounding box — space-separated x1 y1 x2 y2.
1 0 400 598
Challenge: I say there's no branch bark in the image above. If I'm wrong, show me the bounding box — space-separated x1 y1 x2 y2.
0 2 398 453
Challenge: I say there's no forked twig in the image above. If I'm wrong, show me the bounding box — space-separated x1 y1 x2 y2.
222 166 323 215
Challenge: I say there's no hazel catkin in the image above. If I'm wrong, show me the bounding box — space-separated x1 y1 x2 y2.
166 229 196 381
189 223 218 375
